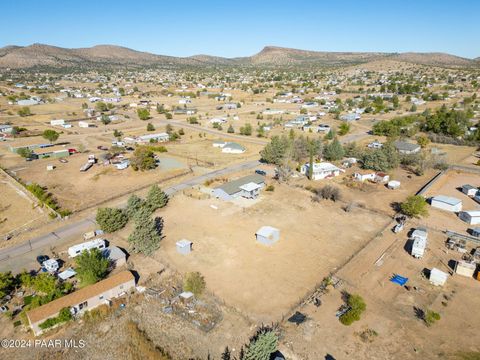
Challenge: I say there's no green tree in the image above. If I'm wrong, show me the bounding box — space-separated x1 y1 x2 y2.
227 124 234 133
0 272 15 299
31 273 57 295
75 248 109 286
244 328 279 360
137 108 151 120
42 129 60 143
417 135 430 148
400 195 428 218
338 122 351 136
146 185 169 211
128 212 163 256
113 129 123 139
96 207 128 232
126 194 146 218
324 138 345 161
146 122 155 131
131 146 156 171
95 102 108 112
17 107 31 117
17 147 33 158
339 293 367 326
260 135 290 165
100 114 111 126
183 272 206 297
240 123 253 136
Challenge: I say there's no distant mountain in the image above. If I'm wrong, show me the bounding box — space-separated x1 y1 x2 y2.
0 43 477 70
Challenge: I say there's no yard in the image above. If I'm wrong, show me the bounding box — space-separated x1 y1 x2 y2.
157 183 391 322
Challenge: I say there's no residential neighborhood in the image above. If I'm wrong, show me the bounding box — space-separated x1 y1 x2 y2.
0 2 480 360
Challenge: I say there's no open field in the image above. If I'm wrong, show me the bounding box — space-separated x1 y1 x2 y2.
157 182 391 322
0 172 49 237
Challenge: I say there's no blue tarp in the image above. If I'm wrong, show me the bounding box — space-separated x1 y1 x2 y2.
390 274 409 286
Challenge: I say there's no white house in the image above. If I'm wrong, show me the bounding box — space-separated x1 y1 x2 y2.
50 119 65 126
137 133 169 143
221 142 245 154
210 117 227 124
300 162 344 180
431 195 462 212
458 210 480 225
353 171 376 182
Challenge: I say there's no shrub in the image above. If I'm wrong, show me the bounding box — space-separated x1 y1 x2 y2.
424 309 441 326
265 185 275 192
183 272 206 297
38 307 72 330
340 293 366 326
400 195 428 218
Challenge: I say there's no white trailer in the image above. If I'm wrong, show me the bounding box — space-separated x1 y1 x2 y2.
429 268 448 286
411 237 427 258
68 239 106 258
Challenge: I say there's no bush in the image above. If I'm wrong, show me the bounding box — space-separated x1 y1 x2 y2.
137 108 150 120
400 195 428 218
424 309 441 326
265 185 275 192
315 185 341 202
183 272 206 297
339 293 366 326
96 207 128 233
38 307 72 330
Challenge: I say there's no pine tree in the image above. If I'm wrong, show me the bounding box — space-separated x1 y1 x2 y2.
126 194 146 218
146 185 169 211
244 329 278 360
128 212 163 256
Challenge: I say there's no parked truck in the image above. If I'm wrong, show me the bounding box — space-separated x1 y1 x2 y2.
83 229 104 241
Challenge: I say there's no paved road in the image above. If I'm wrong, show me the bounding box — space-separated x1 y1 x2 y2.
0 159 260 270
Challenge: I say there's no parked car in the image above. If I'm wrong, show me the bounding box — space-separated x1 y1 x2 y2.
255 169 267 176
36 255 49 265
0 305 8 313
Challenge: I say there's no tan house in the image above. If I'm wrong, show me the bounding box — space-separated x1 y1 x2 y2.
26 271 135 336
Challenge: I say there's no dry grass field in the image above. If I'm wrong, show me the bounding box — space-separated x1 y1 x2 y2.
157 183 391 322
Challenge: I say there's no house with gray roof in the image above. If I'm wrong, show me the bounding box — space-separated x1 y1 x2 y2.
393 141 421 154
213 174 265 201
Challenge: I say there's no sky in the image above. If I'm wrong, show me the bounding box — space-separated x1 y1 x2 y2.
1 0 479 58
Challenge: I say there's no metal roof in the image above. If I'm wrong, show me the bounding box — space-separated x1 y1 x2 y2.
432 195 462 206
215 174 264 195
393 141 420 151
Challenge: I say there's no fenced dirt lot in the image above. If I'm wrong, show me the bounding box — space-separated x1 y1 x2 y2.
0 175 49 237
157 183 391 322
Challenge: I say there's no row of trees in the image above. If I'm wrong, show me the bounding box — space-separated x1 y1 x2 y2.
96 185 169 256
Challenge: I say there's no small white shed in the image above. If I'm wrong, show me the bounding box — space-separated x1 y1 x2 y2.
429 268 448 286
255 226 280 246
176 239 193 255
455 261 476 277
387 180 401 190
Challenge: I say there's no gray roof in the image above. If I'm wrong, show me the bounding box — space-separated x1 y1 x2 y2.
223 142 245 151
393 141 420 152
215 174 265 195
432 195 462 206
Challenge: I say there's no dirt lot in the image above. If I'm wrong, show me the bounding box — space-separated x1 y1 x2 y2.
279 213 480 360
0 172 50 238
424 169 480 234
157 183 390 322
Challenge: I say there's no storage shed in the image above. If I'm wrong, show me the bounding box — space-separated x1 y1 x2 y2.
255 226 280 246
431 195 462 212
455 261 476 278
176 239 193 255
387 180 401 190
459 210 480 225
429 268 448 286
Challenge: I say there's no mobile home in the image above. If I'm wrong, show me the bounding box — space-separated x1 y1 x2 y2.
68 239 106 257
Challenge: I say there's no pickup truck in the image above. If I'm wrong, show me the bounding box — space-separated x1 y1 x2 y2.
83 229 104 241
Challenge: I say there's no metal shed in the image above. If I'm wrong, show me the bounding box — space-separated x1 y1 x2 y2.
429 268 448 286
176 239 193 255
255 226 280 246
431 195 463 212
